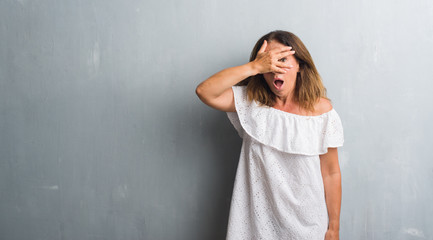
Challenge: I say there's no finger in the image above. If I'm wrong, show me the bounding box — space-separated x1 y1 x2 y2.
271 46 292 54
275 50 296 59
276 62 294 68
272 66 287 74
258 40 267 54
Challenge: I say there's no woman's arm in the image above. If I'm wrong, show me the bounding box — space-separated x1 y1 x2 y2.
195 62 258 112
195 40 293 112
320 147 341 239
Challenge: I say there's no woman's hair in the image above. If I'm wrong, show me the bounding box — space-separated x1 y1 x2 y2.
236 30 330 113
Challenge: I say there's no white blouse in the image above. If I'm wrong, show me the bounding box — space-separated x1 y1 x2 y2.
226 85 344 239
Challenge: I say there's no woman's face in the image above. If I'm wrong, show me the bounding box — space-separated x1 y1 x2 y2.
262 40 300 97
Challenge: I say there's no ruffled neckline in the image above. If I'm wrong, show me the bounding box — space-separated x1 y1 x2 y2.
267 106 336 119
226 86 344 155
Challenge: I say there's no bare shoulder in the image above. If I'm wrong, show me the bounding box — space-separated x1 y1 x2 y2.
315 97 333 114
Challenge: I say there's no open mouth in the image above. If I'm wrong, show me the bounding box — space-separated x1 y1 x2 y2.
273 79 284 90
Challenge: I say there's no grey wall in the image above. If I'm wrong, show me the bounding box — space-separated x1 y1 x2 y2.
1 0 432 239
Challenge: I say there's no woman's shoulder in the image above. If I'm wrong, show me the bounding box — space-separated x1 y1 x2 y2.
315 97 333 115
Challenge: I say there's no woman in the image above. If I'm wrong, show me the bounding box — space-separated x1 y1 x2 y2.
195 30 344 240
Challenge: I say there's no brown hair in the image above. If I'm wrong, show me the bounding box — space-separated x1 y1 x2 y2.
237 30 330 114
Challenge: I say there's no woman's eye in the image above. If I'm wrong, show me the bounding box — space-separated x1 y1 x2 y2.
279 58 287 62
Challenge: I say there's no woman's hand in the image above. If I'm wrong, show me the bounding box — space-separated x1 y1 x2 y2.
251 40 296 74
324 229 339 240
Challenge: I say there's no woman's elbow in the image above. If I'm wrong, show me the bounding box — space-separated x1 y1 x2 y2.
195 84 206 100
195 84 203 97
195 84 211 104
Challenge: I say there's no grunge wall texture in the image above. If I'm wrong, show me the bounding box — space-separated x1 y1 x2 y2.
1 0 432 239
